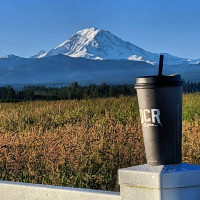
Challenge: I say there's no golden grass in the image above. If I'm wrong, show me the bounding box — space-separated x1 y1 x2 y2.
0 94 199 191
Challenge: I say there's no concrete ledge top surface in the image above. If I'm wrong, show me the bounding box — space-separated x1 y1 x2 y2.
0 181 120 200
119 163 200 174
118 163 200 189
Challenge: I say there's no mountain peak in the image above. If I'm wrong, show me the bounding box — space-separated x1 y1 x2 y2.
45 27 155 62
31 50 46 58
33 27 200 65
77 27 100 34
1 54 19 59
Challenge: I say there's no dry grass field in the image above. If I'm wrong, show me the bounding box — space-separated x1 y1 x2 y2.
0 94 199 191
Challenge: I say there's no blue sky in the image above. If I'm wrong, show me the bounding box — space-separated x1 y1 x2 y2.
1 0 200 59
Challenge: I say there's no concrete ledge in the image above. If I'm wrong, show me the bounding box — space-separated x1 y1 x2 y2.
119 163 200 189
119 163 200 200
0 181 120 200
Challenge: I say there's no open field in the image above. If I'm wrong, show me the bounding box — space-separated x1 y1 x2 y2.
0 94 200 191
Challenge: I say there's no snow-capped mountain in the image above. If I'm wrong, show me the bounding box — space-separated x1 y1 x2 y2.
0 54 21 59
1 27 200 87
31 50 46 58
37 27 200 65
0 54 26 65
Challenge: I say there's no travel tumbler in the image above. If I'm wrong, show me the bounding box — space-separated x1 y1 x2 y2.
135 74 183 165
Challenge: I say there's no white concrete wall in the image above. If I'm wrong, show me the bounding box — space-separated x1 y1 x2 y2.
0 181 120 200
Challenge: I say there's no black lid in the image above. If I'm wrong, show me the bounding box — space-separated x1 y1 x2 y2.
135 74 183 89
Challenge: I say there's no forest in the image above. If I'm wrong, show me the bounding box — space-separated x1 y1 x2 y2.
0 80 199 101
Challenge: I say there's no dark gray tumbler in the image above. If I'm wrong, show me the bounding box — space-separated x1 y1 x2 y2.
135 75 183 166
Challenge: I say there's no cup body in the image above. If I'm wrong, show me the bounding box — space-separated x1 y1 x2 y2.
135 75 183 166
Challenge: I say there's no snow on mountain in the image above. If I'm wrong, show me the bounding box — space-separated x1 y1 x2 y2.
31 50 47 58
0 54 20 59
0 54 26 64
0 54 32 68
37 27 200 65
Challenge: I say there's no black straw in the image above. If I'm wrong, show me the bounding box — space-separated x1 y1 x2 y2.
158 54 164 76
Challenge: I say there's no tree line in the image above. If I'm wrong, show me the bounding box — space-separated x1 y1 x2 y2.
0 80 199 101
